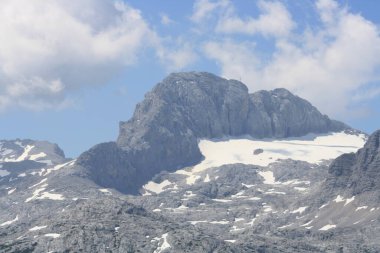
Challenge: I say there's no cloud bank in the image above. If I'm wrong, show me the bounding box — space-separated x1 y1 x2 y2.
0 0 157 110
198 0 380 118
0 0 196 110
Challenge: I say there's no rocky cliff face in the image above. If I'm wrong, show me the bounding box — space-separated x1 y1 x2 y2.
327 130 380 196
248 88 346 137
77 72 349 194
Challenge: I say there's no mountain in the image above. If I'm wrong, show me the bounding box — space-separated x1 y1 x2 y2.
0 139 66 165
0 139 67 180
77 72 349 194
1 72 379 252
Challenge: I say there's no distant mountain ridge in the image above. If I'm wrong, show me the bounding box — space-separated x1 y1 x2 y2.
0 139 66 165
77 72 350 194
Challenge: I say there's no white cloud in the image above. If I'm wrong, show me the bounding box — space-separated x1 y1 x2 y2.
156 40 198 71
0 0 157 110
203 0 380 118
216 0 296 38
190 0 229 23
203 40 260 84
161 14 174 25
316 0 340 24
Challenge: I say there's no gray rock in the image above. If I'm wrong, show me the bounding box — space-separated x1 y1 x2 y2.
253 149 264 155
247 88 347 138
326 130 380 196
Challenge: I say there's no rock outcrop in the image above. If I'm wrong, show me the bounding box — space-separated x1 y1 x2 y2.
327 130 380 195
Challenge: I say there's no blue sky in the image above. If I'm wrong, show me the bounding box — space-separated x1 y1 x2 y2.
0 0 379 158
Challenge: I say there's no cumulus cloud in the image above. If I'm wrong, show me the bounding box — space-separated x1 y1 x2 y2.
216 0 296 38
190 0 229 23
160 13 174 25
0 0 195 111
0 0 158 110
202 0 380 118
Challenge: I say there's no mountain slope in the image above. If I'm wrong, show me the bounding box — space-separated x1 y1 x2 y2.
77 72 349 194
327 129 380 195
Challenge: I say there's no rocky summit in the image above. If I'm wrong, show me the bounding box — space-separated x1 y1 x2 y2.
0 72 379 253
78 72 348 194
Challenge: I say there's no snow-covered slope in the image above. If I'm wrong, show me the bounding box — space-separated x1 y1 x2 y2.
174 131 366 185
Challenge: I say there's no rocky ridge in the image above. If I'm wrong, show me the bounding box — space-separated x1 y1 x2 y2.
77 72 349 194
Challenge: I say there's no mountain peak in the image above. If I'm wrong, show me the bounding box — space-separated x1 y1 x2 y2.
78 72 350 194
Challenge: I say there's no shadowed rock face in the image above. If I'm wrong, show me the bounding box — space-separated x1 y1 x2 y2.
77 72 349 194
248 88 346 138
327 130 380 195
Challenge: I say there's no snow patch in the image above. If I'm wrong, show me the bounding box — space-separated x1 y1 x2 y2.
224 240 236 243
189 220 207 225
175 205 188 210
212 199 232 203
29 178 47 189
344 196 355 206
29 226 47 231
99 189 112 194
143 180 177 194
248 197 261 201
319 224 336 231
37 192 65 201
210 220 229 225
44 233 60 238
263 205 273 212
294 187 308 191
301 220 313 227
278 224 294 229
0 215 18 226
281 179 310 185
291 206 308 214
153 233 171 253
264 189 286 195
356 206 368 211
16 145 34 161
230 225 245 232
26 184 65 202
8 188 16 195
258 171 276 184
29 152 47 161
231 191 246 198
44 160 74 176
333 195 345 203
